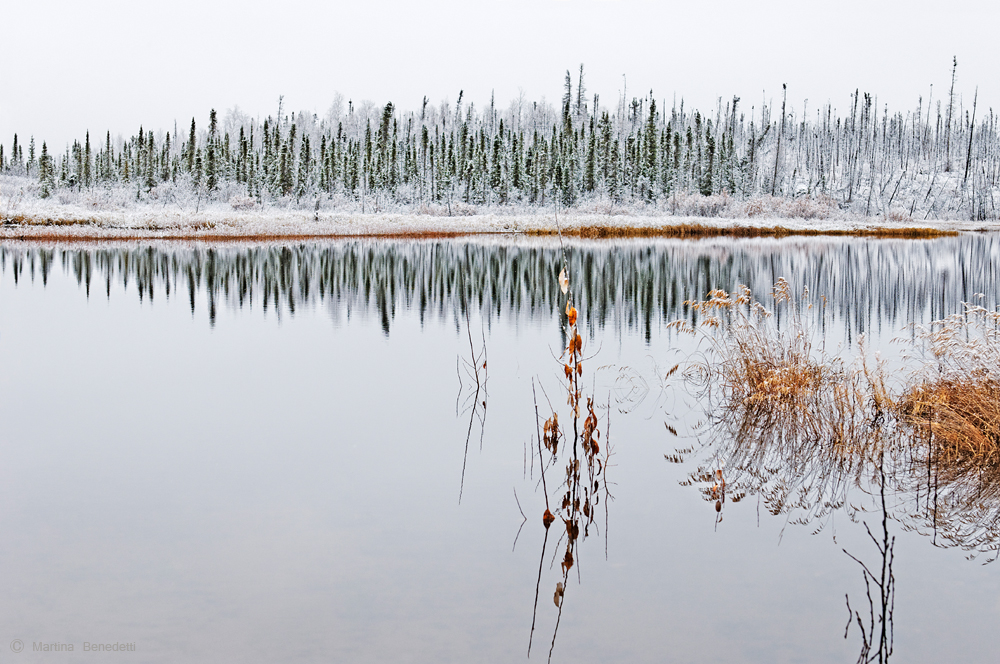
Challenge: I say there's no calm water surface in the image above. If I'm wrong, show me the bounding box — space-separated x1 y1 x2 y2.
1 236 999 663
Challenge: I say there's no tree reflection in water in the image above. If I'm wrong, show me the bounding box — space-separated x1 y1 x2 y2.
456 304 488 504
7 238 1000 660
4 234 1000 337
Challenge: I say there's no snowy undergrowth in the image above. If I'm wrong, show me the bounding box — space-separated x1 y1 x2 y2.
1 175 994 238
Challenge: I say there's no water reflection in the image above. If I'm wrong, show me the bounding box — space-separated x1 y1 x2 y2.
5 236 1000 662
457 308 489 504
670 281 1000 559
2 235 1000 337
526 266 612 663
666 282 1000 661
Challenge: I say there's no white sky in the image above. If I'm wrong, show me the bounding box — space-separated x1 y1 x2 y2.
2 0 998 149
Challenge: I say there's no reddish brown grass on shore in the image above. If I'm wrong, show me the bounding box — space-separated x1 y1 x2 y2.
1 212 961 242
530 223 958 239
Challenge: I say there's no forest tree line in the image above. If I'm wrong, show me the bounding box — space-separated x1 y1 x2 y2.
3 65 998 219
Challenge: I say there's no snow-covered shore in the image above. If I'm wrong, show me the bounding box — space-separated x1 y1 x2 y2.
1 206 995 240
2 176 996 239
0 203 523 239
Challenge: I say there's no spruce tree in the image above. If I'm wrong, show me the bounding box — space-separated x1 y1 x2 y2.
490 133 503 202
376 102 394 190
608 138 621 202
60 150 70 185
194 151 203 188
187 118 197 173
83 132 92 188
28 137 36 176
104 132 113 183
162 133 171 182
279 142 291 196
38 142 54 197
206 109 218 191
700 129 715 196
145 132 156 191
584 117 596 193
661 124 672 195
71 140 82 188
296 134 311 201
643 97 658 200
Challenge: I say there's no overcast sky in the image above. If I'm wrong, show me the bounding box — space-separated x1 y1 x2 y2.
2 0 997 149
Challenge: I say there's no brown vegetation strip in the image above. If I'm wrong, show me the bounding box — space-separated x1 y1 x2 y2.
529 224 959 239
1 219 960 241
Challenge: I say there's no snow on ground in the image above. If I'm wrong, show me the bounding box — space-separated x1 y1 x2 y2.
2 177 998 239
1 207 996 240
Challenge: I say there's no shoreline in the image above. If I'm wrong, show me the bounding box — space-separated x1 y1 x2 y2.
0 210 986 242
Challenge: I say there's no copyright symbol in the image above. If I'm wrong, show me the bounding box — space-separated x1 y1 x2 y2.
10 639 23 653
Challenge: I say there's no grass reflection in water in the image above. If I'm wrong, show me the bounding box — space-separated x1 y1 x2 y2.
668 281 1000 661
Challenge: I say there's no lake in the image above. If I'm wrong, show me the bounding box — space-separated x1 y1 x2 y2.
1 235 999 663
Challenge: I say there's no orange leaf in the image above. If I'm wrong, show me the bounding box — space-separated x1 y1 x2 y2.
562 549 574 573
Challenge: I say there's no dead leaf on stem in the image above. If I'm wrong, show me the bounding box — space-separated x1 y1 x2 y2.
566 303 578 327
562 548 575 574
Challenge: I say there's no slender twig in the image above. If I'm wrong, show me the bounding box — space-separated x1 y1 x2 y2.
512 487 528 551
527 528 550 658
547 570 568 664
533 379 550 512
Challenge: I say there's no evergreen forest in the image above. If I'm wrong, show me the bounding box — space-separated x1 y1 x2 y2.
3 65 998 221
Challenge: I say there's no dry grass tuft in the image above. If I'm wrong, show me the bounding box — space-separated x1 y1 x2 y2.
889 307 1000 555
674 280 886 523
897 305 1000 475
680 290 1000 554
898 379 1000 471
671 279 917 532
685 280 854 421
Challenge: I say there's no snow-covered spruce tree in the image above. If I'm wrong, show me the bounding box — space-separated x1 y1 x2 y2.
38 142 55 198
296 134 311 201
83 131 92 188
206 109 219 192
27 137 36 178
186 119 196 175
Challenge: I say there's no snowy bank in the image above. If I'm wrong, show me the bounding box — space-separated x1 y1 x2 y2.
1 200 994 240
